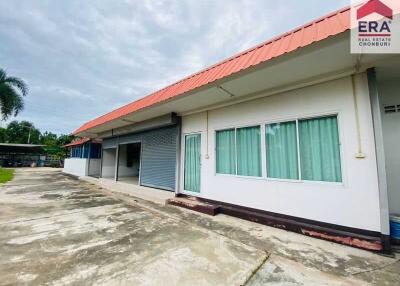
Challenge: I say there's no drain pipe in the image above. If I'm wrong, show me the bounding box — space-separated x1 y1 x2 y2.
351 74 366 159
352 54 366 159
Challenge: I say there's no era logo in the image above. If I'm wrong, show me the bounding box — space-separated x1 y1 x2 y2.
357 0 393 34
358 21 391 32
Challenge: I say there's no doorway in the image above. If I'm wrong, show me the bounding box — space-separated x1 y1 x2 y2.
101 148 117 179
117 142 142 184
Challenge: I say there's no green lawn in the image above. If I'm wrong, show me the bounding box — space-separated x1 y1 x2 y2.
0 168 14 184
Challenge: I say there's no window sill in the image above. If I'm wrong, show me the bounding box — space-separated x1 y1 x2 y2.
215 173 264 180
215 173 345 187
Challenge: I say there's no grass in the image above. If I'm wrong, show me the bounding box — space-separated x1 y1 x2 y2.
0 168 14 184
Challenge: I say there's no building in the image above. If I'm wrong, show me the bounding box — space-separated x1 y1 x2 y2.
63 138 102 177
69 6 400 252
0 143 46 167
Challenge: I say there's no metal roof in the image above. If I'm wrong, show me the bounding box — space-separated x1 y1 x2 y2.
63 138 102 148
0 143 45 154
74 6 351 135
0 143 45 148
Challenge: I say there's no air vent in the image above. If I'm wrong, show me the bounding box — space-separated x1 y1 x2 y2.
384 104 400 114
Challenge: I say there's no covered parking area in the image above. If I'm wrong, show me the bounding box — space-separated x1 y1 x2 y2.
0 143 45 167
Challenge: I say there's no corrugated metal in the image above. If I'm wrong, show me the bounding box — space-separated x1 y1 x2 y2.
102 137 119 149
64 138 102 148
74 6 351 135
140 126 178 191
102 125 178 191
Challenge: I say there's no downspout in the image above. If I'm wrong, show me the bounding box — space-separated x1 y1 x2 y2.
87 142 92 177
205 111 210 159
351 75 366 158
115 144 120 182
100 147 104 178
351 55 366 159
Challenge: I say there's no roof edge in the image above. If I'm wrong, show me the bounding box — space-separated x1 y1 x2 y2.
73 5 351 135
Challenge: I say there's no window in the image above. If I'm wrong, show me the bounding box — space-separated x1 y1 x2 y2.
236 126 262 177
216 129 235 174
266 121 299 180
216 126 261 177
266 115 342 183
299 116 342 182
215 115 342 183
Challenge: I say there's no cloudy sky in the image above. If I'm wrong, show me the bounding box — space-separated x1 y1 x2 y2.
0 0 348 134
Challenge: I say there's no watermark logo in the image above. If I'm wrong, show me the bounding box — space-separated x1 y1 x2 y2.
351 0 400 53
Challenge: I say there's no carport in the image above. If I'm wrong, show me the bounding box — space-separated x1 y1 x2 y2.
0 143 45 167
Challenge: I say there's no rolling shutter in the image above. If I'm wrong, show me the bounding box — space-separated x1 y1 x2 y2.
140 126 178 191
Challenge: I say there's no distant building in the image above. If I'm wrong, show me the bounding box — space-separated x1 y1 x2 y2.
63 138 102 177
0 143 46 167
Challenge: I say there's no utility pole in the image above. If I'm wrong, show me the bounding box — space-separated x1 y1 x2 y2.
27 126 32 144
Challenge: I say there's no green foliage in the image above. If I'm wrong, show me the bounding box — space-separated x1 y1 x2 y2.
0 127 6 142
0 168 14 184
56 134 74 146
40 131 58 146
6 120 41 144
0 68 27 120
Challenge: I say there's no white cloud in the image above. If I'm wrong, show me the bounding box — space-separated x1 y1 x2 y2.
0 0 348 134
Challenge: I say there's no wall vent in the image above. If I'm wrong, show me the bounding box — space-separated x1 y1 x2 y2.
384 104 400 114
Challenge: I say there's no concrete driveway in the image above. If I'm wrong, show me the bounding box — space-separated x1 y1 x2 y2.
0 169 399 286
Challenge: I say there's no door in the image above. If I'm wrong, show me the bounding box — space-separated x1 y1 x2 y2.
184 134 201 193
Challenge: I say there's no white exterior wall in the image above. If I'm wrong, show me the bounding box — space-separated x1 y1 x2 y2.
63 158 88 177
379 79 400 215
180 75 382 232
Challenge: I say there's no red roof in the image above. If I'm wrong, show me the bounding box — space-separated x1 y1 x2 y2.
63 138 102 148
74 6 351 135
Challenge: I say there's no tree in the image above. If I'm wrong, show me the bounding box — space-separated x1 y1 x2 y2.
56 134 74 146
0 127 6 142
0 68 28 120
6 120 41 144
40 131 58 147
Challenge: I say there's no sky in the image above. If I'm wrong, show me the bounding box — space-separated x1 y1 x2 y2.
0 0 348 135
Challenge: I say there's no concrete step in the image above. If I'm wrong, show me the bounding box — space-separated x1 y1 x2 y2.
166 197 220 216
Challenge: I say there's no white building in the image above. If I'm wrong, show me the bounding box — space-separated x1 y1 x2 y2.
63 138 102 177
70 6 400 252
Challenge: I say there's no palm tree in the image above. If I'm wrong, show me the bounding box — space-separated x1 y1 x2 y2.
0 68 28 120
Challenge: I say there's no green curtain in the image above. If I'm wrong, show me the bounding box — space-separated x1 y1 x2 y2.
216 129 236 175
236 126 262 177
299 116 342 182
184 134 201 192
266 121 299 180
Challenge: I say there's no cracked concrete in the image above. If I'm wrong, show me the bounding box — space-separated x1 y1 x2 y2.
0 169 264 285
0 168 399 285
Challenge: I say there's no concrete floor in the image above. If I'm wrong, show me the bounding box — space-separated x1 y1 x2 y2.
0 169 399 286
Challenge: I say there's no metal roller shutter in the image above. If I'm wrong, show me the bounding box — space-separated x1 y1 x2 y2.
140 126 178 191
102 137 118 149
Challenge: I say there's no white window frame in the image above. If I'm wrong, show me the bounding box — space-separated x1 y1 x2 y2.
213 112 344 186
265 113 343 184
214 124 263 179
182 132 202 194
